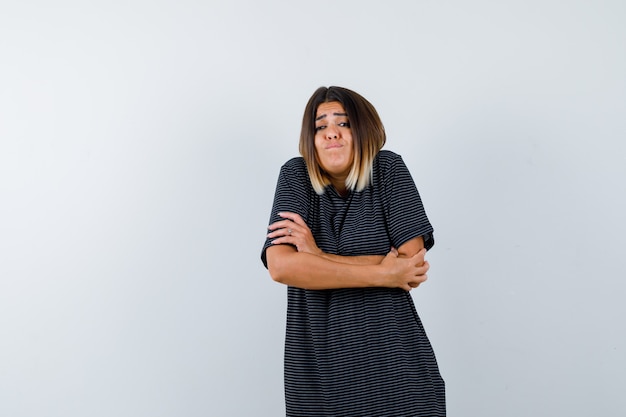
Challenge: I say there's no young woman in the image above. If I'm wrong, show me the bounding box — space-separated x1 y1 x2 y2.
261 86 445 417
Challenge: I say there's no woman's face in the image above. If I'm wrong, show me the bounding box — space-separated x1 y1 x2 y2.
314 101 354 181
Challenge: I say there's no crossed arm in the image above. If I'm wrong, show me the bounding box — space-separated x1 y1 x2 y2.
265 212 429 291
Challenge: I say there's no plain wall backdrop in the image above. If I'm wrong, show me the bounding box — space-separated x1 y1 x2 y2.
1 1 625 416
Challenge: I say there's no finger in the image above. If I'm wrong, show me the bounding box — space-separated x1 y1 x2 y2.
268 219 296 231
270 235 295 245
278 212 306 226
278 212 309 228
267 220 287 230
414 263 429 276
411 251 427 266
267 226 296 239
413 270 428 281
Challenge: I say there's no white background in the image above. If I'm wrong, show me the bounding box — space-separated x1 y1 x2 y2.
1 1 625 416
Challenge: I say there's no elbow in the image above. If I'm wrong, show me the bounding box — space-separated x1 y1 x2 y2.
267 257 290 285
265 245 299 285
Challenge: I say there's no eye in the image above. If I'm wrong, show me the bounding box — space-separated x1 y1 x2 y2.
315 125 326 132
339 121 350 128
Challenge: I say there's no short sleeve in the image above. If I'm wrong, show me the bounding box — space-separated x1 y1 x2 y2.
260 158 311 268
380 152 434 251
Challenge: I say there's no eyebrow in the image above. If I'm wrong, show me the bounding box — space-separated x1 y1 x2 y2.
315 112 348 121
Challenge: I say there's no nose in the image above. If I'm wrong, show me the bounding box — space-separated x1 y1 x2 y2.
326 126 339 139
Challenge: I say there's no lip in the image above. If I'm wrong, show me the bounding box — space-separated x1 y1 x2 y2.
325 143 343 149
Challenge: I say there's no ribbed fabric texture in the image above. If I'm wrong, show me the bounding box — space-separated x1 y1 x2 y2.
262 150 445 417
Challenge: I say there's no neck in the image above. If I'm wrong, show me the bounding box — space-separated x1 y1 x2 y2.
330 178 348 197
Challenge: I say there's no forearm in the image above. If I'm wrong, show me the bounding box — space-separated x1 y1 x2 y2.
266 246 387 290
319 253 385 265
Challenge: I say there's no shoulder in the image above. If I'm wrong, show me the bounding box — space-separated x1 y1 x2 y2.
282 156 306 169
375 149 403 166
279 156 308 176
277 157 312 190
373 149 407 176
281 156 307 173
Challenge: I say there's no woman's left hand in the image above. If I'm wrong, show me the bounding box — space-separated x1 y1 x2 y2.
267 212 322 255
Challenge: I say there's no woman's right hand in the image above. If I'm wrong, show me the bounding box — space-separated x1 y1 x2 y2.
380 248 430 291
267 212 322 256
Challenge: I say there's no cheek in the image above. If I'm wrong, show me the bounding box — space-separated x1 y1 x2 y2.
347 149 355 165
314 138 324 155
345 139 354 159
313 138 324 159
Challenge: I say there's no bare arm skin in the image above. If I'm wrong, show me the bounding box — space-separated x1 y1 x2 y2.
265 244 428 291
395 235 427 288
265 212 429 290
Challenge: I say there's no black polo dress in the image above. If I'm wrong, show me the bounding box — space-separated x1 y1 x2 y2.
261 150 445 417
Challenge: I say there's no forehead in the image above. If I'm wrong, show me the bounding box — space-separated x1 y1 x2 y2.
315 101 346 117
